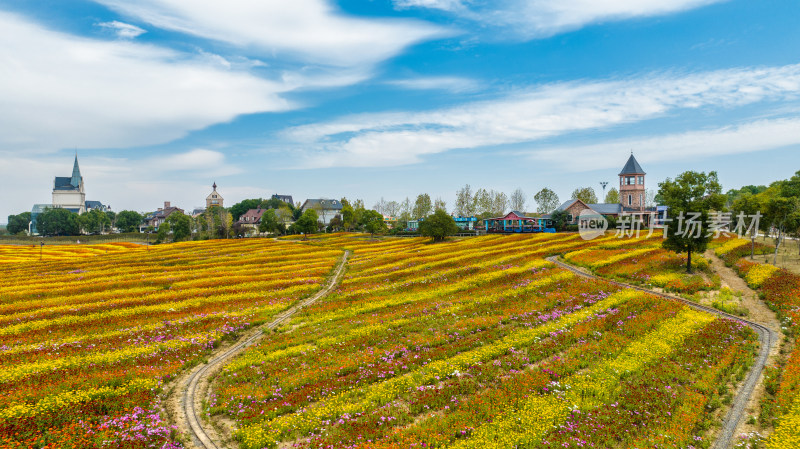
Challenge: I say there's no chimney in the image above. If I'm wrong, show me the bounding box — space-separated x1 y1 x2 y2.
165 201 171 209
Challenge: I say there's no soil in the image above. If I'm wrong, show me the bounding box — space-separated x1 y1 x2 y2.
705 250 784 446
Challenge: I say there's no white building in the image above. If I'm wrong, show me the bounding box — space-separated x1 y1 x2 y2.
52 155 86 214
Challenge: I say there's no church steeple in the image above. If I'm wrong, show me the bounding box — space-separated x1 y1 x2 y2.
70 153 82 189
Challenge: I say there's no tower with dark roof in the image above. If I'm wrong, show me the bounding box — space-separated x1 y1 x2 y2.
619 153 645 211
52 154 86 213
206 182 224 209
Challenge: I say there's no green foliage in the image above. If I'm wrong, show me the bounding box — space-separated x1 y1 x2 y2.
534 188 560 214
549 209 568 231
604 187 620 204
571 187 598 204
79 209 111 234
258 209 279 234
115 210 143 233
658 171 725 273
341 198 355 231
167 212 192 242
419 209 459 242
155 222 170 244
726 184 767 206
37 208 80 236
230 198 263 221
412 194 433 219
261 197 293 211
294 209 319 239
7 212 31 235
360 210 388 238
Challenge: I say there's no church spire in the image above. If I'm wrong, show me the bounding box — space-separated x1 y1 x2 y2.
71 153 82 188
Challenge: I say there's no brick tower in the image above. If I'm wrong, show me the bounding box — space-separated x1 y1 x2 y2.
619 153 645 211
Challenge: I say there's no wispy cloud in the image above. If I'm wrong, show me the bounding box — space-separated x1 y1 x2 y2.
394 0 467 12
0 12 335 153
386 76 479 93
97 20 146 38
528 117 800 171
91 0 450 69
281 64 800 168
397 0 727 39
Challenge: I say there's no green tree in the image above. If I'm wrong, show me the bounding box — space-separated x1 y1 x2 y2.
230 199 263 221
731 193 763 259
534 188 560 214
115 210 143 233
167 211 192 242
658 171 725 273
258 209 279 234
260 197 292 211
361 210 388 239
549 209 568 232
341 198 355 231
419 209 459 242
455 184 475 216
7 212 31 235
764 196 799 264
37 208 80 236
79 209 111 234
295 209 319 239
412 194 433 219
328 214 344 232
155 222 170 244
571 187 598 204
604 188 620 204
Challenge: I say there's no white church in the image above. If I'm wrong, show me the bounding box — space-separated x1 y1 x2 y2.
31 155 110 234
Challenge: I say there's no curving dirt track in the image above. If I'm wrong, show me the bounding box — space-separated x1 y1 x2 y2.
174 250 350 449
546 256 776 449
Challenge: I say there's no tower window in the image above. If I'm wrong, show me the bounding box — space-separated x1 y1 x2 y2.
640 194 643 207
638 176 644 185
628 194 632 206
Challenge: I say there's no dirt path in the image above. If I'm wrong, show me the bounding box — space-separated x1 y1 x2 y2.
165 250 350 449
546 256 777 449
705 250 784 445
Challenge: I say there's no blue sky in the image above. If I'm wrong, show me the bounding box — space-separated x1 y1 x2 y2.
2 0 799 220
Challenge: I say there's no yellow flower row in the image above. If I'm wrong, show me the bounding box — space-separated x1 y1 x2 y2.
236 289 639 448
745 263 779 288
449 308 715 447
589 247 659 268
228 269 569 373
0 288 297 337
767 396 800 448
0 377 157 421
306 259 551 326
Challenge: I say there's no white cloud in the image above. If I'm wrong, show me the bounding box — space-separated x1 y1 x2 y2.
394 0 467 11
97 20 146 38
400 0 726 39
281 64 800 168
91 0 449 68
387 76 479 93
0 12 307 153
529 118 800 171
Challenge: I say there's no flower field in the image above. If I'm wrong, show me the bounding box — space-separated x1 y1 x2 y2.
563 235 719 294
0 239 342 448
716 239 800 448
213 234 757 449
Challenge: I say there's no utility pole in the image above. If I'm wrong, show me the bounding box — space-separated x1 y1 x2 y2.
599 182 609 201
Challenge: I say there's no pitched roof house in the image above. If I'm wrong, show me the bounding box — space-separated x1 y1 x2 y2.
300 199 343 225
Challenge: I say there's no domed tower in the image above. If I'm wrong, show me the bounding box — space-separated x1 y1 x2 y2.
619 153 645 211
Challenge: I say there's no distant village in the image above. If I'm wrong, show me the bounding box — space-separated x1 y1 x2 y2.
9 153 665 238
